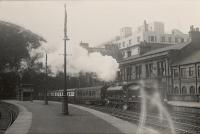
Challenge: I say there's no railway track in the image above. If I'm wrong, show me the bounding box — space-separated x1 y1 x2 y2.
78 104 200 134
0 102 18 134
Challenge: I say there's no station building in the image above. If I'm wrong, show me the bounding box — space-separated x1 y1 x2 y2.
170 27 200 102
118 26 200 102
16 84 34 101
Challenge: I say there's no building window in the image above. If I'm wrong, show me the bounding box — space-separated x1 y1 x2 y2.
129 39 132 45
145 63 153 78
161 36 165 42
198 66 200 77
182 86 187 94
123 42 125 47
122 51 125 57
137 36 140 42
157 61 166 77
181 38 184 43
175 38 178 43
199 87 200 94
173 69 179 78
150 36 155 42
190 86 195 94
136 65 142 79
126 66 132 81
168 37 172 43
148 36 150 42
174 87 179 94
127 51 131 57
118 43 121 48
180 68 187 78
189 67 195 77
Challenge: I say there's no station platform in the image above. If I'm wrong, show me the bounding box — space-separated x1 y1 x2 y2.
4 100 159 134
167 101 200 108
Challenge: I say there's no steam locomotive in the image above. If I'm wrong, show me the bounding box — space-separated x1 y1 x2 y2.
47 82 142 111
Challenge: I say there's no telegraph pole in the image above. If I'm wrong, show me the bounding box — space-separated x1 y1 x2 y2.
44 53 48 105
62 4 69 115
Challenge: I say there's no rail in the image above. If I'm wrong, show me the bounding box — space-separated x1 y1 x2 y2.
78 104 200 134
0 102 18 134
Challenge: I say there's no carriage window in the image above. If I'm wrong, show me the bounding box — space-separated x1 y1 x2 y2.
80 91 83 96
190 86 195 94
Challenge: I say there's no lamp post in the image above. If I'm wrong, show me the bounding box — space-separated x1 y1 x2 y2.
44 53 48 105
62 4 69 115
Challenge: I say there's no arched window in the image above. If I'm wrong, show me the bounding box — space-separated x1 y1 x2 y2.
182 86 187 94
190 86 195 94
174 87 179 94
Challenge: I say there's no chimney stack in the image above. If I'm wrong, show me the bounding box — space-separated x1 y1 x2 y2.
189 25 200 43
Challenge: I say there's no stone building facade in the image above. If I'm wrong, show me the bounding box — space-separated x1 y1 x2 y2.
118 26 200 102
170 27 200 102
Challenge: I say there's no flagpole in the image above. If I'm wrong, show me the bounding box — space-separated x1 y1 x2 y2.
62 3 69 115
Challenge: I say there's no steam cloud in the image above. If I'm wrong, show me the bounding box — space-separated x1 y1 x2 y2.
47 43 119 82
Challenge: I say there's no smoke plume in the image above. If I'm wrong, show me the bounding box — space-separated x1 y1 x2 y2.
48 43 119 81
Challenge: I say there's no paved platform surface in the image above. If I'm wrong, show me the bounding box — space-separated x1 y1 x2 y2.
4 100 159 134
168 101 200 108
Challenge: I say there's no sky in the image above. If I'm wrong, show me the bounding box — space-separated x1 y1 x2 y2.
1 0 200 48
1 0 200 79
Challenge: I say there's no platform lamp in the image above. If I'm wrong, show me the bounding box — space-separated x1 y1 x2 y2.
62 4 69 115
44 53 48 105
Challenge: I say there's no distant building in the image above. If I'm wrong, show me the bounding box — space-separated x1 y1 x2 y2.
99 21 189 59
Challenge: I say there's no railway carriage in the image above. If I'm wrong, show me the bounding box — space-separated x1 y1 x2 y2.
47 88 76 103
46 82 143 111
74 86 106 105
67 88 76 103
